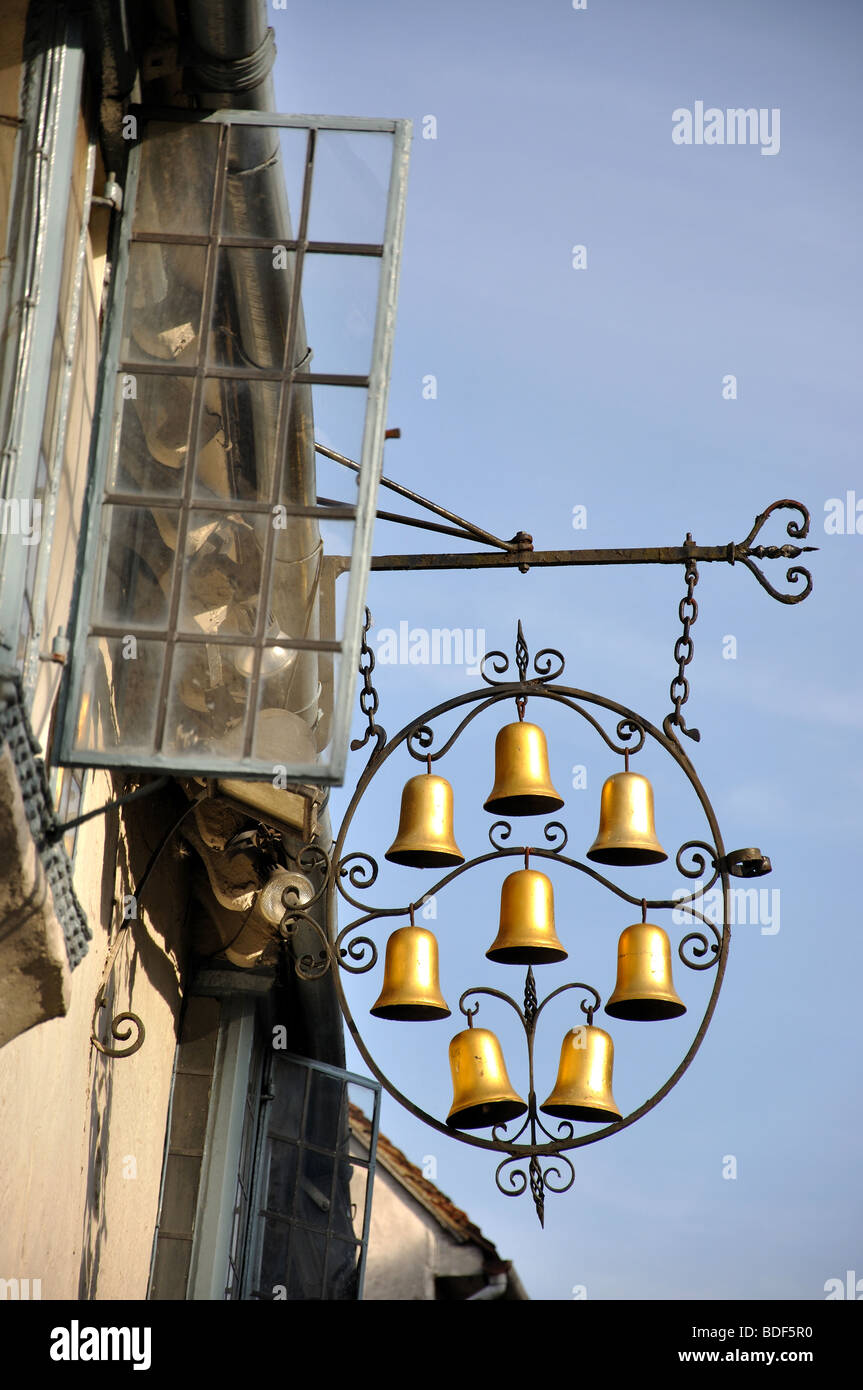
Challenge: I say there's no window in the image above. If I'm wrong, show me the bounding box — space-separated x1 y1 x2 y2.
57 110 410 786
150 992 380 1301
242 1051 379 1301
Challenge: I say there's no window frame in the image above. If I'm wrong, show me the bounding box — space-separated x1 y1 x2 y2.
241 1048 381 1301
55 108 410 785
151 992 381 1301
0 12 85 680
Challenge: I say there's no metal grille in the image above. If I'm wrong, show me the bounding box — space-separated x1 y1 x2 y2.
0 676 90 967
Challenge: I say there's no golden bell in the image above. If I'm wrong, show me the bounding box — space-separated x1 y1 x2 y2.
370 926 451 1021
385 773 465 869
586 771 667 866
483 721 564 817
540 1025 623 1124
605 922 686 1020
486 868 568 965
446 1027 527 1130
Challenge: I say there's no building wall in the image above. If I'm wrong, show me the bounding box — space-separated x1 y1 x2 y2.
351 1137 486 1300
0 28 190 1299
0 785 192 1299
0 2 27 242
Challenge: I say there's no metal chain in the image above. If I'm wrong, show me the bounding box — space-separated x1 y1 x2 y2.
350 607 387 756
668 541 701 742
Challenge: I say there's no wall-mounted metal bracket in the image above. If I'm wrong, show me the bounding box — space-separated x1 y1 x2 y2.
721 848 773 878
320 445 816 606
44 774 171 847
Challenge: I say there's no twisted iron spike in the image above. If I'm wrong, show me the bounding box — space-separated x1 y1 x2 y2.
524 966 538 1027
515 619 529 682
529 1156 545 1228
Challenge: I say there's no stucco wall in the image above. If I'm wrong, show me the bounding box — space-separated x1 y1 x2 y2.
0 777 192 1299
352 1135 486 1301
0 64 192 1301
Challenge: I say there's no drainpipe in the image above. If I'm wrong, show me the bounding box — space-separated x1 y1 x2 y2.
179 0 323 737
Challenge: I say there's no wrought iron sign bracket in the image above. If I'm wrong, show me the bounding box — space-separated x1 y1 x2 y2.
364 498 817 602
320 451 816 605
323 468 815 757
319 618 782 1225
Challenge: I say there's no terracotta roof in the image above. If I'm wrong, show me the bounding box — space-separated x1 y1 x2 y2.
349 1104 506 1264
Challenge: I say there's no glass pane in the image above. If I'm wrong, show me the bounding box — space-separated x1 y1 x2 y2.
312 650 340 760
300 251 380 376
107 371 194 496
222 125 309 240
307 130 392 245
72 636 165 755
347 1080 376 1127
262 1219 326 1300
251 656 325 764
122 243 207 366
269 1057 307 1139
326 1239 362 1299
272 521 325 629
310 385 368 490
193 378 283 503
266 1138 299 1218
135 121 221 236
174 507 265 636
317 518 353 643
307 1071 344 1151
208 247 297 370
159 1153 202 1233
91 503 176 631
296 1146 335 1232
347 1161 368 1234
161 640 254 759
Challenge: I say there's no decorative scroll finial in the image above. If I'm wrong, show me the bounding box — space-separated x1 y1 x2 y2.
90 924 145 1058
734 499 816 604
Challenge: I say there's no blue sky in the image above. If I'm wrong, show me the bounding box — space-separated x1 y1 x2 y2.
274 1 862 1300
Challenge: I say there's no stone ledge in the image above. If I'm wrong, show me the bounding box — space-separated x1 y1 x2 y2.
0 744 71 1047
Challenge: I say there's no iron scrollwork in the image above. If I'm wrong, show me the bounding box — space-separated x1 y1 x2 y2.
480 618 565 687
734 499 815 605
90 923 145 1058
329 621 758 1225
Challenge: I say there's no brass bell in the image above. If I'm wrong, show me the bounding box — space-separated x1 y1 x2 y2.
370 923 451 1021
605 921 686 1020
540 1024 622 1124
385 772 465 869
586 770 667 866
446 1027 527 1130
486 865 567 965
483 720 564 817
